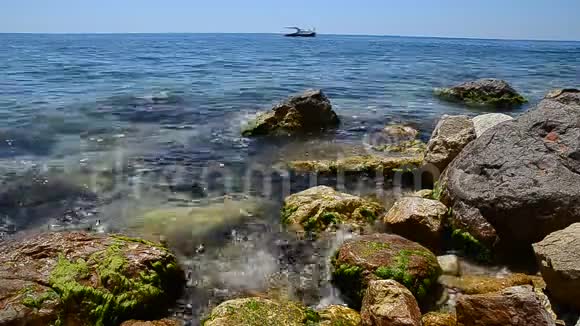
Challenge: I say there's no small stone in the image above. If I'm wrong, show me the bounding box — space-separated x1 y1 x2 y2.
437 255 461 276
422 312 457 326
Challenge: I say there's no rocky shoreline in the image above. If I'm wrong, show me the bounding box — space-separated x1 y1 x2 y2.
1 82 580 325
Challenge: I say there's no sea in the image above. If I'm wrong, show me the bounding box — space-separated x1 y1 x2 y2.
0 33 579 323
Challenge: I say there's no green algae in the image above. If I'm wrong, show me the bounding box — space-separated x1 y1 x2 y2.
202 298 308 326
21 288 59 310
451 229 492 263
431 181 444 201
47 241 180 326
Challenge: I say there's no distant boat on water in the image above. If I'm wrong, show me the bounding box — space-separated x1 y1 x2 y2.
284 27 316 37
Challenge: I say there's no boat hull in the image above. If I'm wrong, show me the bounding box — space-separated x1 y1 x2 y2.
284 32 316 37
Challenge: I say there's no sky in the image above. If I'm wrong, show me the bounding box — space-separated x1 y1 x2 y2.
1 0 579 41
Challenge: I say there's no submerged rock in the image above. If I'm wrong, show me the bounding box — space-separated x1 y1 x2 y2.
317 305 362 326
282 186 386 235
331 233 441 307
434 79 527 108
471 113 513 138
288 154 423 175
441 89 580 253
384 197 448 251
242 89 339 136
360 280 421 326
439 273 540 295
421 312 457 326
456 286 556 326
383 124 419 141
201 297 313 326
424 115 475 172
0 232 183 326
533 223 580 309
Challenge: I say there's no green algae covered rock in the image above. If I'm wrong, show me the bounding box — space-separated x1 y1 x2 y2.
434 79 527 108
201 297 313 326
0 232 183 326
282 186 386 235
288 154 423 175
331 233 441 308
317 305 361 326
242 89 339 137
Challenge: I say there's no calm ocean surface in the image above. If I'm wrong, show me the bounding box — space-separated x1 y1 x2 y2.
1 33 579 322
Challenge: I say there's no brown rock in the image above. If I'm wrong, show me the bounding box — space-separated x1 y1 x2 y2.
318 305 362 326
422 312 457 326
456 285 556 326
439 273 538 295
384 197 448 251
121 319 182 326
361 280 421 326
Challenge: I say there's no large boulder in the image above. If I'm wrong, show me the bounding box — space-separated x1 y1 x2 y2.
201 297 315 326
434 79 527 108
424 115 475 172
441 89 580 252
242 89 339 136
331 233 441 307
0 232 183 326
360 280 421 326
533 223 580 309
472 113 513 138
456 286 556 326
384 197 448 251
282 186 386 235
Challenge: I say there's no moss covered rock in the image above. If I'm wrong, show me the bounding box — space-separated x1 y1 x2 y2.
317 305 362 326
434 79 527 108
0 232 183 326
421 312 457 326
201 297 314 326
331 233 441 307
242 89 339 137
282 186 386 235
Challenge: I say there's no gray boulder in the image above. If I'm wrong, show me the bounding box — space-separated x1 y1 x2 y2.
472 113 513 138
533 223 580 309
441 89 580 252
242 89 339 136
424 115 476 172
435 78 527 107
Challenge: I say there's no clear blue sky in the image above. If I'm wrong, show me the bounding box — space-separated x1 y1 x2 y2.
1 0 579 40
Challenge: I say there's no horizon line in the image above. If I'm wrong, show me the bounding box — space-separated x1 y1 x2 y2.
1 32 579 43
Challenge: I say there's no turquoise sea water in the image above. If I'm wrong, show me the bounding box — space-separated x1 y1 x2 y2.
1 33 579 323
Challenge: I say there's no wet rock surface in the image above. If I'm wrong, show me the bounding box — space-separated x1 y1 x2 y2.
456 285 556 326
424 115 475 172
533 223 580 309
441 90 580 252
242 89 339 136
332 233 441 307
361 280 421 326
421 312 457 326
282 186 386 235
317 305 362 326
434 79 527 108
0 232 183 326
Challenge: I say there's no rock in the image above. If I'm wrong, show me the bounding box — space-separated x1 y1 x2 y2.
424 115 475 172
439 273 539 295
134 195 270 253
282 186 386 235
533 223 580 309
544 88 580 105
472 113 513 138
422 312 457 326
384 197 448 251
317 305 362 326
374 140 427 155
0 232 183 326
437 255 461 276
242 89 339 136
201 297 313 326
331 233 441 307
456 285 556 326
288 154 423 175
383 124 419 141
121 319 182 326
441 89 580 252
434 79 527 107
360 280 421 326
411 189 434 199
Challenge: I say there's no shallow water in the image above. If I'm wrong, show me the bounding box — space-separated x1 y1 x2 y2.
1 33 580 324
